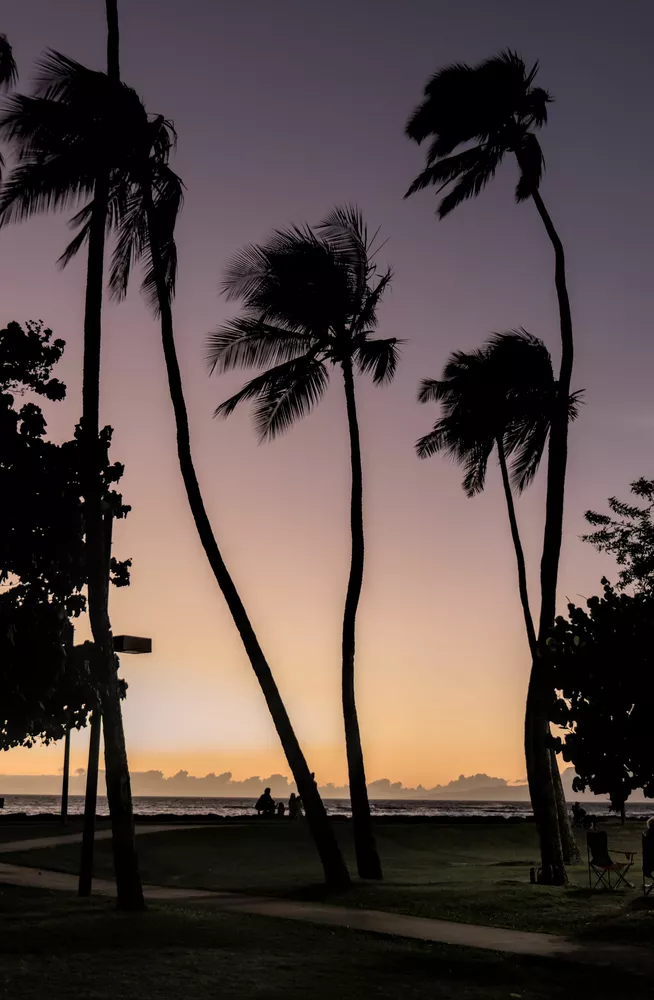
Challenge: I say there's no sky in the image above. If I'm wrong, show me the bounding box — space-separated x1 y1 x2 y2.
2 0 653 788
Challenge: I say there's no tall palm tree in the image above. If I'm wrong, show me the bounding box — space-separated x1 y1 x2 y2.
208 207 400 880
0 48 146 909
406 51 576 883
416 331 581 864
96 118 351 890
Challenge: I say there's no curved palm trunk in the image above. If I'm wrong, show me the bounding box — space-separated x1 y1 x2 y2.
80 0 143 911
497 438 578 865
517 169 575 884
341 360 382 880
142 189 350 888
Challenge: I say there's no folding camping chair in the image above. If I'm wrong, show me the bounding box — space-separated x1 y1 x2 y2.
587 831 634 890
643 834 654 896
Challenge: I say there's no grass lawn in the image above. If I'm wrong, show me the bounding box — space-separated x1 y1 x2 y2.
3 818 653 943
0 883 652 1000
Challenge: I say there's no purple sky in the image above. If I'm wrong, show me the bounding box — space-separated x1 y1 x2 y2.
2 0 653 784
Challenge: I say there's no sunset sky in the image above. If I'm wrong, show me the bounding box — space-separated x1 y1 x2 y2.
2 0 653 788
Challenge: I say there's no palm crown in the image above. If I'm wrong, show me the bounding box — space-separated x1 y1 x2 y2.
0 51 182 309
416 330 579 496
207 205 401 439
405 50 551 216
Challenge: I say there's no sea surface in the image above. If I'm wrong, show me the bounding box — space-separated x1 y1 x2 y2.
0 795 652 820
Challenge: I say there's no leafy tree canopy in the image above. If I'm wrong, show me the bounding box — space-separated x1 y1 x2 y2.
549 579 654 808
0 320 129 749
583 478 654 594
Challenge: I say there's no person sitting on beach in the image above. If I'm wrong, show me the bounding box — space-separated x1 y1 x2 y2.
255 788 275 817
571 802 587 827
288 793 302 819
276 801 286 817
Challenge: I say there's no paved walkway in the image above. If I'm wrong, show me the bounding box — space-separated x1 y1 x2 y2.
0 824 207 855
0 827 651 972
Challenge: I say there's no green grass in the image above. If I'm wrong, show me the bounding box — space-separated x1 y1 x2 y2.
0 883 652 1000
3 818 653 941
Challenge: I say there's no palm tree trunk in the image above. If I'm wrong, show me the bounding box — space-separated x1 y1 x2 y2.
78 0 143 910
79 704 102 897
82 183 143 910
106 0 120 80
142 188 350 888
340 359 382 880
60 723 71 824
514 172 575 884
497 438 578 865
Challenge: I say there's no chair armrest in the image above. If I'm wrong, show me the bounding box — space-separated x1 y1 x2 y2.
614 850 635 860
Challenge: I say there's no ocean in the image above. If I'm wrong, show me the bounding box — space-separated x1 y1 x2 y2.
1 795 652 820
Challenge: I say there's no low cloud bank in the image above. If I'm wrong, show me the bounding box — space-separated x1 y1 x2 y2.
1 766 646 801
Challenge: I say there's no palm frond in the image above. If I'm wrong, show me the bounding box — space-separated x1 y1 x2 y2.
355 268 393 333
206 316 313 374
214 353 328 440
251 357 329 440
316 204 369 305
354 336 402 385
0 158 96 226
0 34 18 91
436 150 503 218
417 377 441 404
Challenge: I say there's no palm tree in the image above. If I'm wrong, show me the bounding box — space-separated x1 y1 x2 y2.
0 47 146 909
416 330 581 864
208 207 400 880
406 51 575 883
98 118 351 890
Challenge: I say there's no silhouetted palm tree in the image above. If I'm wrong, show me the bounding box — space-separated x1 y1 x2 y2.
406 51 576 883
100 117 350 890
0 49 146 909
208 206 401 880
417 331 581 865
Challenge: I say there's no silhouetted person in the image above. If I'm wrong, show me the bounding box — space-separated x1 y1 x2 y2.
276 801 286 817
571 802 587 827
255 787 275 817
288 793 301 820
645 817 654 840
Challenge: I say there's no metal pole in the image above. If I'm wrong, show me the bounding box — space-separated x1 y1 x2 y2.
78 706 102 896
61 725 71 824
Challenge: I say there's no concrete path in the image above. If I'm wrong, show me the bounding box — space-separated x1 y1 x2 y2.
0 828 651 972
0 823 207 855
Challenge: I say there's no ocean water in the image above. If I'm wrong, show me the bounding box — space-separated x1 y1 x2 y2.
0 795 652 820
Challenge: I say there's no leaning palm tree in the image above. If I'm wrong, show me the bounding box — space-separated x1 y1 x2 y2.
406 51 575 883
0 49 147 909
208 207 400 880
97 116 350 889
416 330 581 864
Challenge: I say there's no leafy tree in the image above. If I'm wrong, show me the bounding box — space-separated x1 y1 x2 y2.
550 580 654 818
208 206 400 880
0 14 145 906
416 331 581 863
0 320 129 750
405 50 577 883
583 479 654 594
